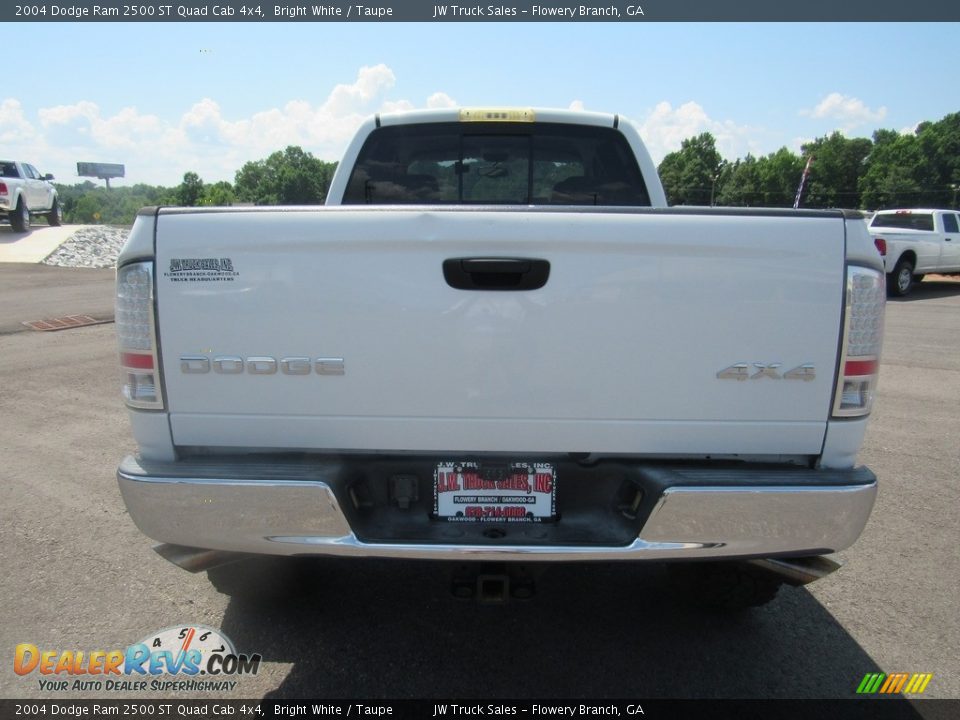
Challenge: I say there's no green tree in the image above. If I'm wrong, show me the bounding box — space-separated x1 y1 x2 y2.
201 181 236 206
234 146 337 205
756 148 805 207
800 132 872 209
858 129 928 209
712 148 804 208
915 113 960 207
176 171 205 207
715 155 760 206
657 133 725 206
56 183 171 225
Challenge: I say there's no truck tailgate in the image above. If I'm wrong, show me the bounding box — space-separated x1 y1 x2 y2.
154 208 845 456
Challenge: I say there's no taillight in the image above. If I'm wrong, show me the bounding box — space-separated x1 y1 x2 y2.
833 266 884 417
874 237 887 256
0 182 7 195
116 262 164 410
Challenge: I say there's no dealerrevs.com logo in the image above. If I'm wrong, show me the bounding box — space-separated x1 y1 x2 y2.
14 625 261 693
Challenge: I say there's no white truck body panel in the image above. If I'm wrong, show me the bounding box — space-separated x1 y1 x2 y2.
155 207 844 456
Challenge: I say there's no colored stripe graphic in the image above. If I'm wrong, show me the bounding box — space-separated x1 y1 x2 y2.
856 673 885 694
880 673 909 693
857 672 933 694
903 674 933 694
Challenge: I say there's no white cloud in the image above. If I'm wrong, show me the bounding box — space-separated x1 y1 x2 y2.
790 136 816 156
634 101 766 164
321 63 396 116
803 93 887 131
2 65 459 186
0 99 39 144
12 77 826 186
38 100 99 127
380 100 416 114
899 123 920 136
427 92 458 109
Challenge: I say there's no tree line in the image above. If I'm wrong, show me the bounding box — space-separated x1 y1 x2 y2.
55 146 338 226
658 111 960 209
54 111 960 226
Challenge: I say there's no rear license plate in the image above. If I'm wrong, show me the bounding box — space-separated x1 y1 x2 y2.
433 461 556 522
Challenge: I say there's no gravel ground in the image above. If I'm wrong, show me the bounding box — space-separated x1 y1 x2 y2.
42 225 130 268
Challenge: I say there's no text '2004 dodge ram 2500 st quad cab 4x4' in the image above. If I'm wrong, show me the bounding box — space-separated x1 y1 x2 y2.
115 108 885 608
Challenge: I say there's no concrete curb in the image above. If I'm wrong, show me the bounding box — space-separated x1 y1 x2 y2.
0 225 85 263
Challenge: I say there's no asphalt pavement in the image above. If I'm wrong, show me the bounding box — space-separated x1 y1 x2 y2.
0 266 957 707
0 263 115 334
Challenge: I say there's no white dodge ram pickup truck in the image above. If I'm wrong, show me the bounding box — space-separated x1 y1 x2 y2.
868 208 960 296
0 160 62 231
115 108 885 607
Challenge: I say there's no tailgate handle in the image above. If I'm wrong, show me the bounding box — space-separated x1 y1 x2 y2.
443 257 550 291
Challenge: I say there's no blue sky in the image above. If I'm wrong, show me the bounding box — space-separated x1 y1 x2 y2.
2 22 956 186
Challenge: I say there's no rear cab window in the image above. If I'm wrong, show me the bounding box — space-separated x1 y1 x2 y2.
342 122 650 206
869 212 935 231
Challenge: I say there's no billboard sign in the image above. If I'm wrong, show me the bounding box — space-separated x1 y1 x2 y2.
77 162 125 179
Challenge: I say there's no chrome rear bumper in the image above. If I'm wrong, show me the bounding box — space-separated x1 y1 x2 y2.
117 455 877 562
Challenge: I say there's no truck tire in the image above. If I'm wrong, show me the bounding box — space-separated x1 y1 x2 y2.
47 198 63 226
10 198 30 233
888 258 915 297
668 562 783 610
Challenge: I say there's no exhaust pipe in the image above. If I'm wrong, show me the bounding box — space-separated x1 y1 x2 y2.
153 543 250 573
746 555 843 586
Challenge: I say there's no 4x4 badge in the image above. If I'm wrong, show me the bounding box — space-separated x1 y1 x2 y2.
717 363 816 381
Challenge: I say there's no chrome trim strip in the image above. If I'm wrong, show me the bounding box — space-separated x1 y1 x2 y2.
833 267 855 417
117 457 877 562
640 484 876 555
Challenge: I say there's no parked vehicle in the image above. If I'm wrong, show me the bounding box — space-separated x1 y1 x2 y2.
114 108 885 607
869 208 960 296
0 160 62 231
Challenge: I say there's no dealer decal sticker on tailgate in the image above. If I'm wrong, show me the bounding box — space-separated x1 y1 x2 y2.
164 258 239 283
434 461 556 523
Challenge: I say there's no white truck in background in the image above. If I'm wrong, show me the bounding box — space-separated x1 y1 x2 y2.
869 208 960 296
114 108 886 608
0 160 62 232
